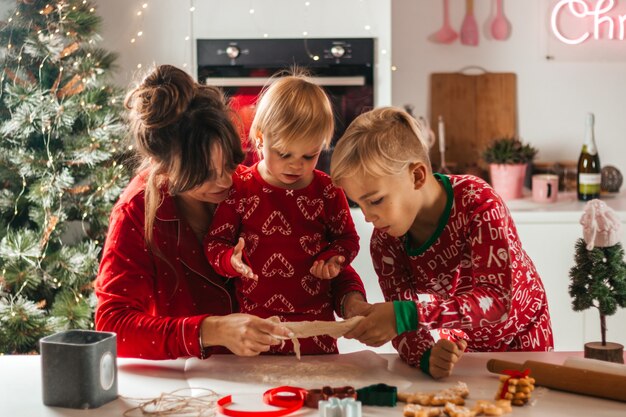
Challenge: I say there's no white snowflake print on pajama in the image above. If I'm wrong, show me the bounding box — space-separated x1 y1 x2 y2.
205 164 363 355
371 175 553 367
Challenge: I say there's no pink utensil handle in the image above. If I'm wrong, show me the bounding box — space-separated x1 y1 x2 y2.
443 0 451 24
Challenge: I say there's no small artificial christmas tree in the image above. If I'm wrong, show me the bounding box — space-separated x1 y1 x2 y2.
569 199 626 363
0 0 129 354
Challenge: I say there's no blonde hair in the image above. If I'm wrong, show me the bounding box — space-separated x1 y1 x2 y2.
124 65 244 248
249 70 334 153
331 107 431 183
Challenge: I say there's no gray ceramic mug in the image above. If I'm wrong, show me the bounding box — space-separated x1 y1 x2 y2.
40 329 118 409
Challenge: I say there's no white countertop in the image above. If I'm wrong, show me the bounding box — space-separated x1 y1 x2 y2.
506 191 626 223
2 350 625 416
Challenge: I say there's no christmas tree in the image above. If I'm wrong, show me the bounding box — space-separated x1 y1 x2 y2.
0 0 129 354
568 200 626 347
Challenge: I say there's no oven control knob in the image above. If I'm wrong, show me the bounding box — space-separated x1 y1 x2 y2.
330 45 346 58
226 45 240 59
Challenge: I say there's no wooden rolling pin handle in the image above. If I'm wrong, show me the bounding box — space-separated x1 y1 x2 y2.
487 359 524 374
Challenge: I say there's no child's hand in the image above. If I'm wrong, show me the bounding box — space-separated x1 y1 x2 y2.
429 339 467 379
342 293 370 318
231 237 258 280
343 302 397 347
310 255 345 279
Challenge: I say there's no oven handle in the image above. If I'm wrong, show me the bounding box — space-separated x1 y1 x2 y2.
204 76 365 87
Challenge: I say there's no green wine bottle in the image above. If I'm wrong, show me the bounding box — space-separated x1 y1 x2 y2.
577 113 601 201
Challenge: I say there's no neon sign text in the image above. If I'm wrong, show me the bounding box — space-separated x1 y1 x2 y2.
551 0 626 44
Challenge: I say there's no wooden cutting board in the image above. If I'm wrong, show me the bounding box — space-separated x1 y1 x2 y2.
429 71 517 171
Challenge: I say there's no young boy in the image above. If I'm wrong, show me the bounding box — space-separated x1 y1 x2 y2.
330 107 553 378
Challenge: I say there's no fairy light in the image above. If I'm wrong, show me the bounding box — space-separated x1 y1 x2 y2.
142 3 148 8
391 65 397 71
190 6 195 12
249 8 255 14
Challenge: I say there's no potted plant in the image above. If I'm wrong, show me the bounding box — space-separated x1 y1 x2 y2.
569 200 626 363
482 137 537 200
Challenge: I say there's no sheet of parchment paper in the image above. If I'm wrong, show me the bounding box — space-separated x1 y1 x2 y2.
185 350 411 392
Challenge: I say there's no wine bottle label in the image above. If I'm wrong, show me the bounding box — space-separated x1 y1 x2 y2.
579 173 601 185
579 173 601 194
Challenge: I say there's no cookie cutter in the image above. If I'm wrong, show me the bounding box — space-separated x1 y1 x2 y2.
356 383 397 406
306 386 357 408
318 397 361 417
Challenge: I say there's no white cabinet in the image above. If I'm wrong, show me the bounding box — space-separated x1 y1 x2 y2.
346 192 626 353
508 192 626 351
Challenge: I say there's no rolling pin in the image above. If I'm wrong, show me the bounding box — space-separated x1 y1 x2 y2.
487 359 626 403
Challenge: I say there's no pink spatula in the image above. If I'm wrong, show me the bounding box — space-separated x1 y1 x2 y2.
460 0 479 46
429 0 458 44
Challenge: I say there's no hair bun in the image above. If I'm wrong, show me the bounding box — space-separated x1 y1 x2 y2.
126 65 195 130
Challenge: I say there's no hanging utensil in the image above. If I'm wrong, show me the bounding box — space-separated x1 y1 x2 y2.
491 0 511 41
460 0 479 46
438 115 452 174
428 0 459 44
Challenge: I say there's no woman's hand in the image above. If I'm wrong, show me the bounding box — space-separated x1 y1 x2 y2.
231 237 257 280
343 302 397 347
201 314 293 356
310 255 345 279
429 339 468 379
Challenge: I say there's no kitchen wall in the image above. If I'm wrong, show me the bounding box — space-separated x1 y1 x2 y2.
393 0 626 172
2 1 623 170
93 0 391 106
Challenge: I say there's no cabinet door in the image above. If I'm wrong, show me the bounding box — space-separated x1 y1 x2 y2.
514 223 585 351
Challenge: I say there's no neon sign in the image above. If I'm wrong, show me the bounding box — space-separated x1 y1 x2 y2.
551 0 626 44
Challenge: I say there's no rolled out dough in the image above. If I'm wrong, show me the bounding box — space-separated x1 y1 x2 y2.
273 316 364 359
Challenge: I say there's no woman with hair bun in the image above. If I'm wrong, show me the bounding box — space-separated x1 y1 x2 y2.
94 65 293 359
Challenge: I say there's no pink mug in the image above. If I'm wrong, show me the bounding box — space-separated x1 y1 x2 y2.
532 174 559 203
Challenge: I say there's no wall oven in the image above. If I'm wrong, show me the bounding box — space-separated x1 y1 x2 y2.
197 38 374 173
